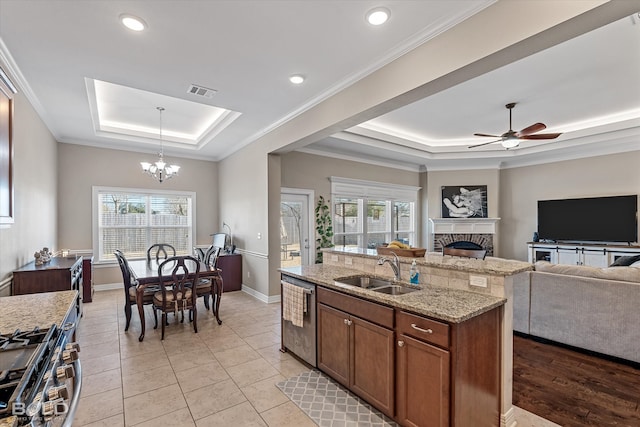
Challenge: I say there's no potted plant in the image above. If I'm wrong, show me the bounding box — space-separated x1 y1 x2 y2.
315 195 334 263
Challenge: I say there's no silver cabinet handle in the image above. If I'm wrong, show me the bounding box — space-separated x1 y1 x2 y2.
411 323 433 334
344 319 348 325
347 319 352 326
398 340 404 347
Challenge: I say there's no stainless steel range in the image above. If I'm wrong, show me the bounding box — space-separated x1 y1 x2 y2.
0 325 81 427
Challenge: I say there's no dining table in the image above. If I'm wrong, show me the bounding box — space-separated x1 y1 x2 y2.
127 258 223 341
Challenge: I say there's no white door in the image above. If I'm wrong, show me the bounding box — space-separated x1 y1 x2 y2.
281 190 314 267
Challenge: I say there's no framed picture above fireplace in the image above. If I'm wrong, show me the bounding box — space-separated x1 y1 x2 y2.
441 185 487 218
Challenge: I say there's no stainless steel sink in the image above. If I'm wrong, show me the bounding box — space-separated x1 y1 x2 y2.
371 285 419 295
334 276 420 295
334 275 393 289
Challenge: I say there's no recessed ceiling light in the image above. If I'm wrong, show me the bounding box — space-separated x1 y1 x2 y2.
289 75 305 84
366 7 390 26
120 14 147 32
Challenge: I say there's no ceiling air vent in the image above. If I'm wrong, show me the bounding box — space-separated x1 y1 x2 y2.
187 84 217 98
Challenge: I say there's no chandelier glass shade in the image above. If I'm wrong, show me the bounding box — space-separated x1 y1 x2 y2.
141 107 180 183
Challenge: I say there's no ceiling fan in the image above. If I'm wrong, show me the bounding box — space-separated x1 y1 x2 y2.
469 102 562 149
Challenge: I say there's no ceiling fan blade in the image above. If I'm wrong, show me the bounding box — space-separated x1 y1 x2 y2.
473 133 500 138
468 139 501 149
518 122 546 136
519 133 562 140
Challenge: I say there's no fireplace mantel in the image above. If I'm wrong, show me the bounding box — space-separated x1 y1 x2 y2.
429 218 500 235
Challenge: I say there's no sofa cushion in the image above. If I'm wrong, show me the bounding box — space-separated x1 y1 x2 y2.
534 261 640 283
610 254 640 267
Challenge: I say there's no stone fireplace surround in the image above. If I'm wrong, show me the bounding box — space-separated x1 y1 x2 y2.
429 218 500 256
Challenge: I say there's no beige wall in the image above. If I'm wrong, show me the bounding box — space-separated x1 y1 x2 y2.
218 140 270 298
0 89 58 296
57 143 218 285
499 151 640 261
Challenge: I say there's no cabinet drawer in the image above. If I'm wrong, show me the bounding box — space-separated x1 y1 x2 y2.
317 287 393 329
396 311 449 349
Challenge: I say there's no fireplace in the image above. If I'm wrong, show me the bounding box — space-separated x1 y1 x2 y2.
429 218 499 256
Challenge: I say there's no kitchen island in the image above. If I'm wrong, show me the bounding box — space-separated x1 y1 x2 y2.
283 249 531 427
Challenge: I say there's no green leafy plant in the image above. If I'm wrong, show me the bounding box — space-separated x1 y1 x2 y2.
315 195 334 263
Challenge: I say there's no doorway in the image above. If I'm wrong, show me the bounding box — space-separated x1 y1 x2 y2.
281 189 314 268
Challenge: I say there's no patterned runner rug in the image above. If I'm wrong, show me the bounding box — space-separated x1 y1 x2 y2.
276 370 398 427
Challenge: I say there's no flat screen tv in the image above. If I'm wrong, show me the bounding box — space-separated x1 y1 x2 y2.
537 195 638 243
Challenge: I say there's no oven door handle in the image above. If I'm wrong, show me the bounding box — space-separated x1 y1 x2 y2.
61 359 82 427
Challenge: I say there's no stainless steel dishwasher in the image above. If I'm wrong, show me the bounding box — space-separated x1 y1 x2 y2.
281 275 317 367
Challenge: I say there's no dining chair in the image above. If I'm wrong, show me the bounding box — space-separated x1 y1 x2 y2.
442 247 487 260
193 246 206 263
190 246 220 311
147 243 176 261
114 250 158 331
153 255 200 340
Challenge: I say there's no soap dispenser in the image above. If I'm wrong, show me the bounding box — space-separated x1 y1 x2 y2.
410 259 419 284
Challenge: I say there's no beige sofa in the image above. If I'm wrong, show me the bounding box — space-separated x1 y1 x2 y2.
514 261 640 363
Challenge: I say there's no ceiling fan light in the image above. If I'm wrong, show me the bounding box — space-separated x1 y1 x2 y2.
502 138 520 149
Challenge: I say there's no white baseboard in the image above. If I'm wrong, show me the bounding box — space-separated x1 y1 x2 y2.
95 283 122 292
241 285 281 304
501 406 517 427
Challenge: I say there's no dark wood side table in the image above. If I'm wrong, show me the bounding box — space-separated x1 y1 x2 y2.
217 253 242 291
82 256 93 303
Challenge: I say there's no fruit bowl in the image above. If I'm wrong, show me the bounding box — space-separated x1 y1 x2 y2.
376 246 426 257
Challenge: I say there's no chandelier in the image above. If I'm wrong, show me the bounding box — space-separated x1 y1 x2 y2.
141 107 180 182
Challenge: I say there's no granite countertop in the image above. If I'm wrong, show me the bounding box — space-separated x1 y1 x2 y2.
324 247 533 276
0 417 16 427
0 290 77 332
280 264 506 323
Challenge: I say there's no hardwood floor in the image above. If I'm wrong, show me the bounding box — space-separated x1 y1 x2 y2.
513 334 640 427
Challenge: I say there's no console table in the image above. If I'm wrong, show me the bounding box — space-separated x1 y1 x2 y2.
13 256 83 317
528 242 640 267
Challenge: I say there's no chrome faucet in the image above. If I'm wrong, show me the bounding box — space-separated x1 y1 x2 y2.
378 252 401 281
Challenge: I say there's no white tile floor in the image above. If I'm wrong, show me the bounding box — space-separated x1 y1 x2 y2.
73 289 558 427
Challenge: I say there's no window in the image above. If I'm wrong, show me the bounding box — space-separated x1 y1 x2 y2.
331 177 419 250
93 187 195 262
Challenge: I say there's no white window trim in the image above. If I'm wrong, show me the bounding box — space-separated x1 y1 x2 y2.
330 177 420 249
92 186 197 265
330 176 420 201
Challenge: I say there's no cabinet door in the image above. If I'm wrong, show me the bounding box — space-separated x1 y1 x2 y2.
582 250 608 267
317 303 350 387
350 316 395 418
396 334 450 427
556 248 580 265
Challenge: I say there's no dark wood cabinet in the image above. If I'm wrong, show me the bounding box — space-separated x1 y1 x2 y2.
317 303 350 385
396 309 501 427
317 287 395 418
396 328 450 426
13 256 83 317
217 253 242 291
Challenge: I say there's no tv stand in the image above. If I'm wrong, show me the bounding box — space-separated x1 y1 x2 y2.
528 242 640 267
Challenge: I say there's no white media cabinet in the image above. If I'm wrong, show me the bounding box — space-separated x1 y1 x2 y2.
527 242 640 267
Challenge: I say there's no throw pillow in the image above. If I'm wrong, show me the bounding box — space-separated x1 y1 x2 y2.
610 254 640 267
